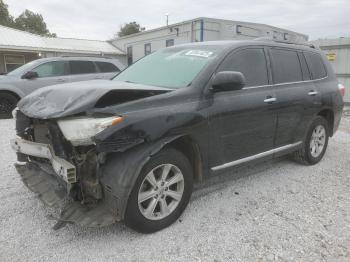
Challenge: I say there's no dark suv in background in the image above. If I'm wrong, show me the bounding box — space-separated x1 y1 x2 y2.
11 40 344 233
0 56 125 118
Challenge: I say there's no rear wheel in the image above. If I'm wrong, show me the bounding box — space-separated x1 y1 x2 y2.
293 116 329 165
0 93 18 119
125 148 193 233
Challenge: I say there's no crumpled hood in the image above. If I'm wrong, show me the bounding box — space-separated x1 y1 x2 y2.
18 80 172 119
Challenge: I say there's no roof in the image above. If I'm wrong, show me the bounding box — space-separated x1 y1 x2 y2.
171 39 319 53
0 25 124 55
114 17 308 41
311 37 350 49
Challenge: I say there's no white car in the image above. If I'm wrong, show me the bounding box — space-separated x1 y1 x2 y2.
0 56 125 118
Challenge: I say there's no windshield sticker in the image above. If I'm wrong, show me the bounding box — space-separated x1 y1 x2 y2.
185 50 214 58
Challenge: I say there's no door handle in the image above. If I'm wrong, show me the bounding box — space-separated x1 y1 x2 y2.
56 79 65 82
264 97 277 103
308 90 318 96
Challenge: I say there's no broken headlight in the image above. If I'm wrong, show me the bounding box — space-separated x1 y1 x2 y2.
57 116 123 146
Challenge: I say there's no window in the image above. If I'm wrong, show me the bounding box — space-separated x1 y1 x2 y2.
4 55 25 72
69 61 96 74
144 43 151 55
298 53 311 80
127 46 133 66
166 39 174 47
95 62 119 73
32 61 66 78
304 52 327 79
270 48 302 84
218 48 269 87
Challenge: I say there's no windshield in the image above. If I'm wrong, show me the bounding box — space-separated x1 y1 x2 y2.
114 46 220 88
7 60 39 77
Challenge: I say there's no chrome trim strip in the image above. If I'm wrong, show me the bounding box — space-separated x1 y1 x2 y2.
211 141 302 171
11 137 77 183
242 76 328 90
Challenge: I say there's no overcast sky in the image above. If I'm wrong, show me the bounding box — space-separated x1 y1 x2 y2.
5 0 350 40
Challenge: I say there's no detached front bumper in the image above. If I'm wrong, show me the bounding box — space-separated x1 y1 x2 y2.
11 137 76 184
11 137 117 229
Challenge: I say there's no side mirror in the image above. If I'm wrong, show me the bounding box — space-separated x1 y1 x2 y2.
21 71 38 80
211 71 245 92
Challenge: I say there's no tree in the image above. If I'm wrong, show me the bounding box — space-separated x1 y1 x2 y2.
14 9 56 37
117 22 145 37
0 0 14 27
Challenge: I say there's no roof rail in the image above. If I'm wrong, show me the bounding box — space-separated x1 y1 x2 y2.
59 55 113 59
254 37 318 49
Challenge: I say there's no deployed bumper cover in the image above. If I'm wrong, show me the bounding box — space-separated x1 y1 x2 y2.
12 139 117 229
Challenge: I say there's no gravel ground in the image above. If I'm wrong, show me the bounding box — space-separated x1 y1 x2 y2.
0 117 349 262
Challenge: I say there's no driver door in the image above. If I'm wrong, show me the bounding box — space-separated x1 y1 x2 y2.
208 47 278 170
22 60 70 93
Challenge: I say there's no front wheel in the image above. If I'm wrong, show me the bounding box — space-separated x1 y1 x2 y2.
293 116 329 165
125 148 193 233
0 93 18 119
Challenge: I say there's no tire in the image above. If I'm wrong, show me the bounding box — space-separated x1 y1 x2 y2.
0 93 18 119
293 116 329 165
125 147 193 233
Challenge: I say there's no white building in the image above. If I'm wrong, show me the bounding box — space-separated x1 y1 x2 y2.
0 25 125 73
312 37 350 104
112 17 308 65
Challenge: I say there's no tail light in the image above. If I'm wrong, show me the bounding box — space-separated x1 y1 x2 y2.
338 83 345 97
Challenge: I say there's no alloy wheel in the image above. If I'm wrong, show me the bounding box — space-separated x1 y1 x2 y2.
138 164 184 220
310 125 326 158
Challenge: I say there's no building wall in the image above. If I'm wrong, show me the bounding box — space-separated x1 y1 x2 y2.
0 51 39 73
112 18 308 64
313 38 350 104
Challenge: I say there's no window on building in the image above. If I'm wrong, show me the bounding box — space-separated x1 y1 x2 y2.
144 43 151 55
270 48 303 84
218 48 269 87
304 52 327 80
166 39 174 47
69 61 96 74
95 62 119 73
4 55 25 72
32 61 66 78
127 46 133 66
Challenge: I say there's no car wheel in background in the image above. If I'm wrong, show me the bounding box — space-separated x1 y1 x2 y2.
125 147 193 233
293 116 329 165
0 93 18 119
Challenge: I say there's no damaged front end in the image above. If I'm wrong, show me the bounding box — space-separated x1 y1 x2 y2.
11 110 118 229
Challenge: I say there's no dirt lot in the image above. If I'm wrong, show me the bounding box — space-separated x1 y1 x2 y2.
0 116 349 262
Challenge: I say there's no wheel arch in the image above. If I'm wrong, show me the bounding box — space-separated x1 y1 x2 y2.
165 135 203 182
0 90 21 101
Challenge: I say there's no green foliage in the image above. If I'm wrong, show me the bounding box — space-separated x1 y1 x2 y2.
0 1 56 37
117 22 145 37
0 0 14 27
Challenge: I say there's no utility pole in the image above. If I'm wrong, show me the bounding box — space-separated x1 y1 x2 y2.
166 13 169 26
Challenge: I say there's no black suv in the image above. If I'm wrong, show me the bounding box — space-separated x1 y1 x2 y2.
11 40 344 233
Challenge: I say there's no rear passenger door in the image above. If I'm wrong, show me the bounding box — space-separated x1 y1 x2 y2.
95 61 121 79
209 47 278 169
268 48 321 149
68 60 100 82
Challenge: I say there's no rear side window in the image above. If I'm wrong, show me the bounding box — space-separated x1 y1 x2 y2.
298 53 311 81
270 48 302 84
304 52 327 79
95 62 119 73
219 48 269 87
69 61 96 74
